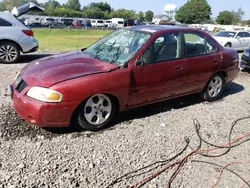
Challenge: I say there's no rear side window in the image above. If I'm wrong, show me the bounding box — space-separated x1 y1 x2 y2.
0 18 12 27
184 32 217 57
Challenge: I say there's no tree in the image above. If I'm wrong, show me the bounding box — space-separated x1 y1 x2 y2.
216 11 234 25
109 9 136 19
44 0 61 15
88 2 111 13
145 10 154 22
65 0 80 11
232 8 245 24
138 11 144 21
0 1 6 11
175 0 211 24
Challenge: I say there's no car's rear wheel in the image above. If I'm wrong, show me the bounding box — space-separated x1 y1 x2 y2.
224 43 232 48
0 42 20 64
77 94 116 131
201 74 225 101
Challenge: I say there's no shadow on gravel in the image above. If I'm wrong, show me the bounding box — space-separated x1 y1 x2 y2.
17 53 53 64
115 82 244 125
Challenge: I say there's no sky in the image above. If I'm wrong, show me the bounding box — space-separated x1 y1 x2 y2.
39 0 250 20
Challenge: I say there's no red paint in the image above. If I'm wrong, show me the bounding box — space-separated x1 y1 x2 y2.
11 26 240 127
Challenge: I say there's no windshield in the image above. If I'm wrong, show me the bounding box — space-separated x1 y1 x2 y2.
83 29 151 66
97 20 104 23
214 31 236 38
118 21 124 24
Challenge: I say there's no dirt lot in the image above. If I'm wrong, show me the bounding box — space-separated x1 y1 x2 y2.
0 53 250 188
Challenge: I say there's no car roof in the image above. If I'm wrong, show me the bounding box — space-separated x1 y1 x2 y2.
128 25 189 33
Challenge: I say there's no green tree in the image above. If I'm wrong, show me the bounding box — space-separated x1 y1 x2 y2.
44 0 61 15
216 11 234 25
109 9 136 19
138 11 144 21
175 0 211 24
65 0 81 11
0 1 6 11
145 10 154 22
88 2 111 13
232 8 245 24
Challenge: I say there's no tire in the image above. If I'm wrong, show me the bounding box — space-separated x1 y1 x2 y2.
76 94 117 131
200 74 225 101
224 43 231 48
0 41 20 64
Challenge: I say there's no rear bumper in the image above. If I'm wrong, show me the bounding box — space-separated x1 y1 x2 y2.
10 84 80 127
20 36 39 53
226 67 240 83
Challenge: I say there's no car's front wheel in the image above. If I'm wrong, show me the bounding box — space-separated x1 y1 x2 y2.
77 94 117 131
201 74 225 101
0 42 20 64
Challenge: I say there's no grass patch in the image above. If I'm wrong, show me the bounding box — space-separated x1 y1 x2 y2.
33 28 112 52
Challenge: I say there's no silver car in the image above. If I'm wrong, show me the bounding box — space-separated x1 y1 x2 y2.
0 3 44 63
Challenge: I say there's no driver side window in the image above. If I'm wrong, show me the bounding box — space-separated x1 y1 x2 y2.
141 32 181 64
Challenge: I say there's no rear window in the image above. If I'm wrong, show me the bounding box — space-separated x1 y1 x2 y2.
106 21 111 23
118 21 124 24
214 31 236 38
0 18 12 27
97 20 104 23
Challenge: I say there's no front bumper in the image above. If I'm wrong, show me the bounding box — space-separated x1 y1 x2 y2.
9 84 80 127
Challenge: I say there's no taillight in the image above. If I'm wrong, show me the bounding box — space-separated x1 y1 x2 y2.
22 30 34 37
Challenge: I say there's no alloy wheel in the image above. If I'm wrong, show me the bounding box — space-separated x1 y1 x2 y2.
0 45 18 63
83 94 112 126
208 76 223 98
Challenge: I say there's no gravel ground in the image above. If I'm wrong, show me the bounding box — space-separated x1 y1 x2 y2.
0 53 250 188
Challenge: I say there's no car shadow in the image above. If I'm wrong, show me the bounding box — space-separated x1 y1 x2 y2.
16 53 53 64
241 69 250 74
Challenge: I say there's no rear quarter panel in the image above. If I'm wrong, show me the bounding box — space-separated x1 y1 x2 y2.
220 47 240 82
50 68 131 111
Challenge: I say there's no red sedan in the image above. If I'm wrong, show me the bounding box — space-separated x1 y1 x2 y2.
9 26 240 131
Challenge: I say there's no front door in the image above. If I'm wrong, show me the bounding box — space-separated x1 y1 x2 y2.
128 32 188 106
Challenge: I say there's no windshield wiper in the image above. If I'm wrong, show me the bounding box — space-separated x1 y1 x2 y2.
109 46 121 63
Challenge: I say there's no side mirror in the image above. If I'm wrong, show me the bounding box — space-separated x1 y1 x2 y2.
135 55 146 66
236 36 241 39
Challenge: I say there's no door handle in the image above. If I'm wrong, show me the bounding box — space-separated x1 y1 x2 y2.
174 66 183 70
213 60 219 63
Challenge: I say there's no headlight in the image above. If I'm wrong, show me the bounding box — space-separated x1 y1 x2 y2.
26 87 63 103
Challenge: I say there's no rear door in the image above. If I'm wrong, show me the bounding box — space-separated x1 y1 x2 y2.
183 31 221 93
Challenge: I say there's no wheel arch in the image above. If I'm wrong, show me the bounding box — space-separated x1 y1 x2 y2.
0 39 23 52
202 71 227 92
69 93 121 127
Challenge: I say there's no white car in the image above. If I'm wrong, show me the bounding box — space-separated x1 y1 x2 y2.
0 3 43 63
213 31 250 51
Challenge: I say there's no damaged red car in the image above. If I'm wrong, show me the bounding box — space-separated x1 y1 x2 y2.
9 25 240 131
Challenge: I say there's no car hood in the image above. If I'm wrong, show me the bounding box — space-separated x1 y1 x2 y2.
11 2 44 17
213 36 229 44
20 50 120 87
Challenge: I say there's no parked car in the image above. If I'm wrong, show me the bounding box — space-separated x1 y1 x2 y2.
0 2 43 63
91 20 105 27
82 19 91 27
72 20 82 28
240 46 250 69
59 18 73 26
213 30 250 51
104 20 112 27
41 17 55 27
9 25 239 131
